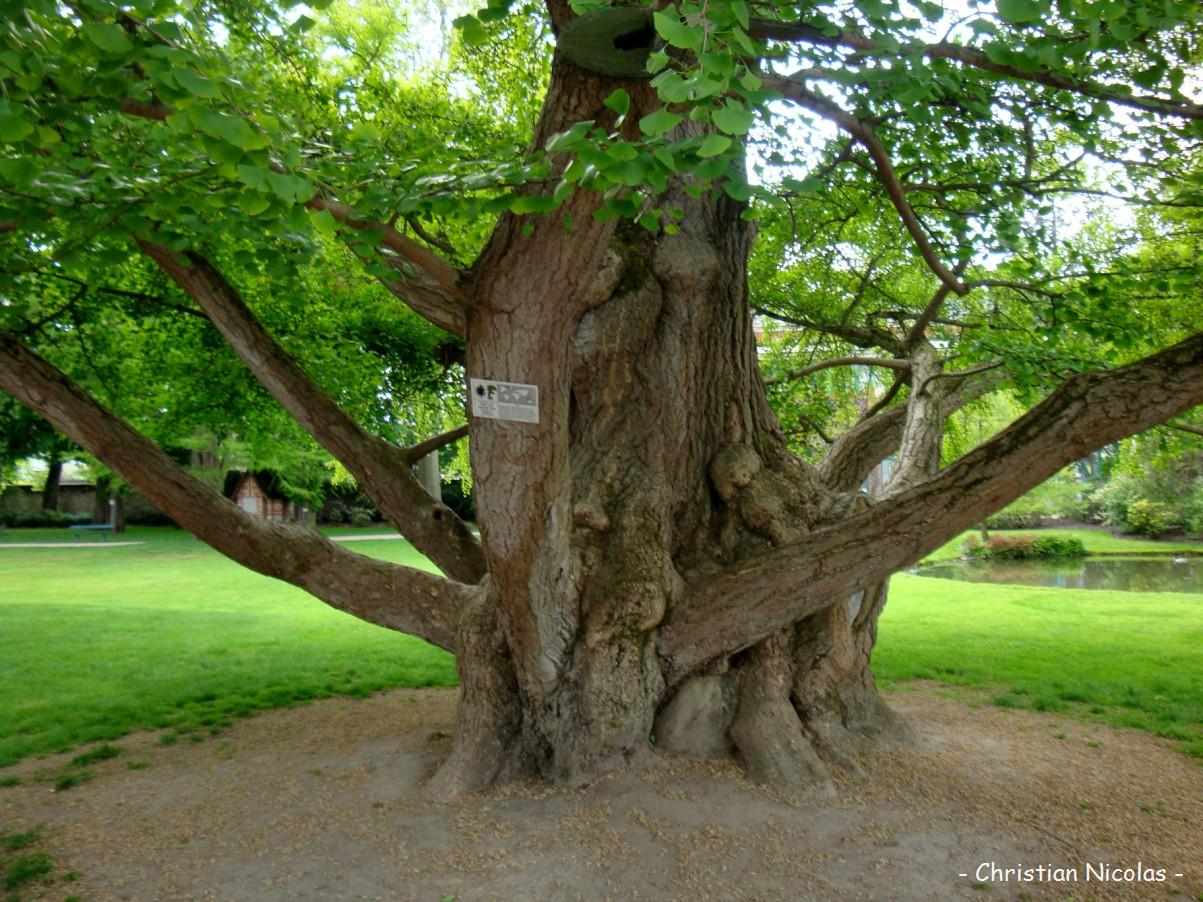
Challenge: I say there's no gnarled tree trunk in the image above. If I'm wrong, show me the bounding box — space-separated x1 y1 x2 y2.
434 50 908 793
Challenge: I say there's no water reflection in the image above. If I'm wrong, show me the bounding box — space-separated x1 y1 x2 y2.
915 557 1203 593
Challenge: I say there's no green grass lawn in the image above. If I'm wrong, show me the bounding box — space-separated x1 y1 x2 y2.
2 526 1201 770
877 573 1203 757
923 526 1203 562
0 526 455 767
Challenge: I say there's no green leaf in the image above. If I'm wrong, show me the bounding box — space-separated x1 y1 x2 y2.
83 22 133 55
266 171 314 203
711 101 754 136
653 11 701 51
196 112 267 152
510 194 556 215
996 0 1048 24
546 121 593 153
347 122 380 142
592 200 623 224
452 15 488 46
235 164 268 192
604 142 638 163
609 157 646 187
652 147 678 172
639 107 683 136
696 133 732 158
309 208 339 234
722 178 752 202
603 89 630 118
731 0 750 30
0 112 35 143
650 71 691 104
238 192 271 216
645 50 670 74
173 69 221 99
552 179 575 204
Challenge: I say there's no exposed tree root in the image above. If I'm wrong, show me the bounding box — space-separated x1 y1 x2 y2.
425 601 524 799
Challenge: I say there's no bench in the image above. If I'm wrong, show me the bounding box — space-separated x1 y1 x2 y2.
69 524 115 541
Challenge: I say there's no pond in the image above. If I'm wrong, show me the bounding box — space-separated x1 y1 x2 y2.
914 556 1203 594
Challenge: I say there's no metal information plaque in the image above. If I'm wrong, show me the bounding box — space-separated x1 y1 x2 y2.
469 378 539 424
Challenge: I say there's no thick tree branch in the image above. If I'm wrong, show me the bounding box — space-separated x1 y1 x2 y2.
118 97 172 121
764 78 968 296
765 356 910 386
753 308 905 356
906 260 970 347
307 198 468 336
1169 420 1203 438
0 332 468 651
664 331 1203 683
817 368 1004 492
878 341 945 497
404 424 470 466
138 241 486 583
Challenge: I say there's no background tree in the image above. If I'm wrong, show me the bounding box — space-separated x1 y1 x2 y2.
1 0 1202 795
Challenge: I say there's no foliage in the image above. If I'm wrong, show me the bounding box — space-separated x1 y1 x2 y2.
0 510 91 528
985 469 1091 528
926 527 1203 563
0 0 1199 493
963 533 1086 560
1186 486 1203 538
1124 499 1178 537
1092 474 1146 529
1090 438 1203 536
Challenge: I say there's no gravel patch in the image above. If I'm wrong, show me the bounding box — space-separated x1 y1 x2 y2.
2 685 1199 900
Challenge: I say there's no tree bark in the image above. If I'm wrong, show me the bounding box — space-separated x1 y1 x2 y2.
41 448 62 511
427 27 1203 791
442 35 850 784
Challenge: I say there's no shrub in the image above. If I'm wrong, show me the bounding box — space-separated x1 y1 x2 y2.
986 509 1045 529
349 508 375 528
1185 487 1203 538
1091 474 1144 528
1030 535 1087 557
1124 499 1177 536
986 474 1091 528
963 533 1085 560
124 510 176 526
0 510 91 528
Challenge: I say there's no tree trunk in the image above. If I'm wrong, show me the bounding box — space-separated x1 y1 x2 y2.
112 492 126 534
41 449 62 511
434 48 902 793
417 451 441 502
93 474 111 523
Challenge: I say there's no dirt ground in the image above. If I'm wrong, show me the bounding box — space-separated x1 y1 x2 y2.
2 685 1200 901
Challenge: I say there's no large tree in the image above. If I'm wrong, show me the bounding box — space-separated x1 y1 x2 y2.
1 0 1202 794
